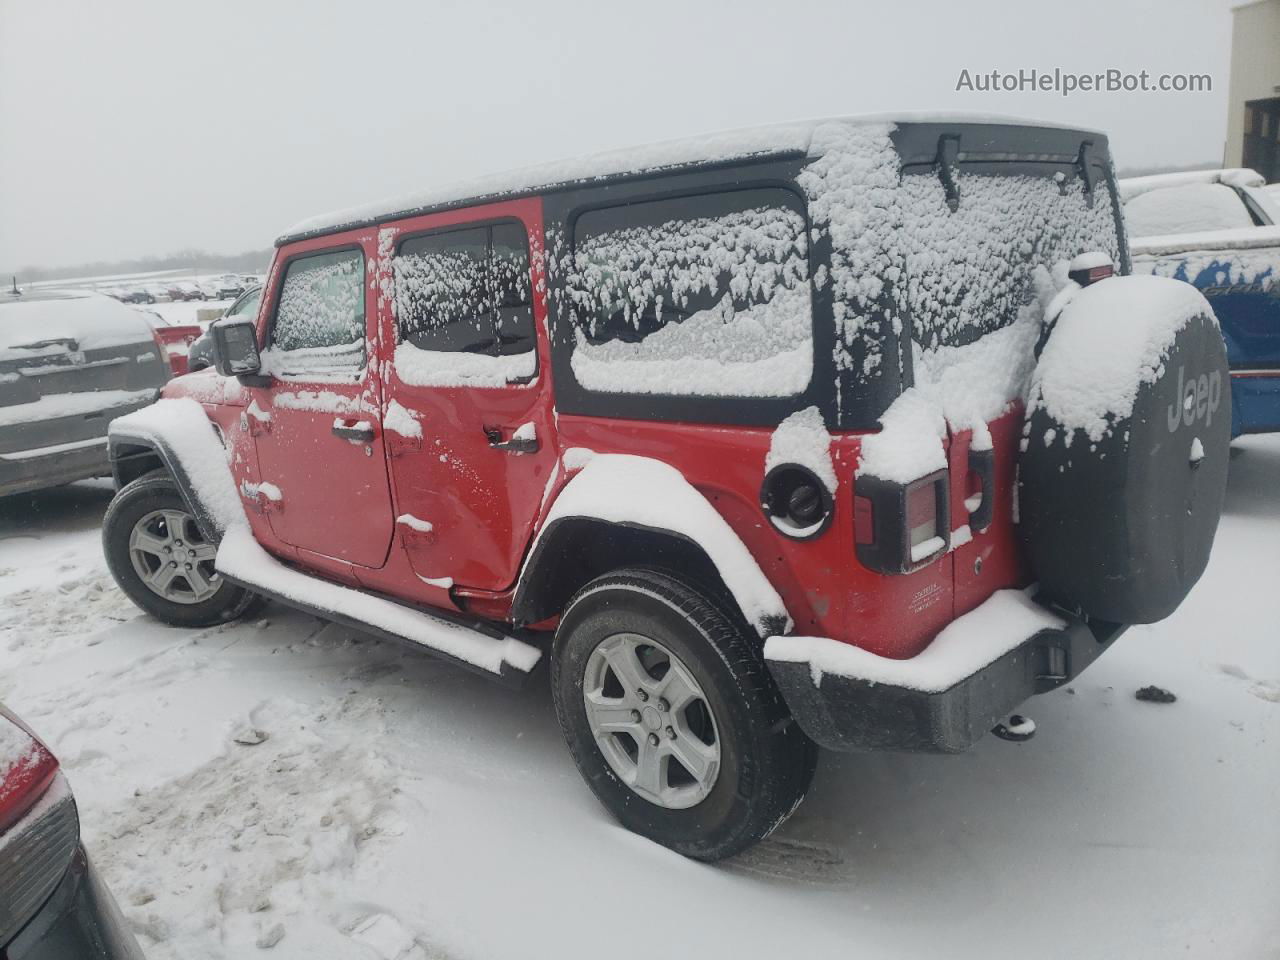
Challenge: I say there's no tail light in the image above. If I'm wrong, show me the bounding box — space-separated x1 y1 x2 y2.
1067 253 1114 287
0 704 58 836
0 705 79 947
854 469 950 574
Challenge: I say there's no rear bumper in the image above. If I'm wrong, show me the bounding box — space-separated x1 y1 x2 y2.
765 591 1126 754
0 438 110 498
3 846 143 960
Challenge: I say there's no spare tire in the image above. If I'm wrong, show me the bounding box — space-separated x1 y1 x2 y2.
1019 275 1230 625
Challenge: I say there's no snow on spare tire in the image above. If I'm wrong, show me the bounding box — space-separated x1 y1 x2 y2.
1019 274 1230 624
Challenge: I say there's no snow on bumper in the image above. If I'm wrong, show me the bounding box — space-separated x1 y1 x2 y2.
764 588 1126 753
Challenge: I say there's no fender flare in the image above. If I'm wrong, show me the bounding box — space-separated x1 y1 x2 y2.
513 454 791 638
108 397 246 541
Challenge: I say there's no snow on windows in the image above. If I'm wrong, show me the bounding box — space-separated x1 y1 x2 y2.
391 221 536 388
1123 183 1256 238
564 190 813 398
265 249 366 379
796 121 1123 480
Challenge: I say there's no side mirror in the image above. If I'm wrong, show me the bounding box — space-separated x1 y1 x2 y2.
212 317 262 378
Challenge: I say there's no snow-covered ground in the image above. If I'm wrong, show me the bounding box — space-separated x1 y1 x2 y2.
1 441 1277 960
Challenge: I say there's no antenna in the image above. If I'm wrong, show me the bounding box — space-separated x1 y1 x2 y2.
10 276 18 296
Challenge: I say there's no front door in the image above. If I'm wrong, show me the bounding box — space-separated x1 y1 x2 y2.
250 233 395 568
376 198 557 592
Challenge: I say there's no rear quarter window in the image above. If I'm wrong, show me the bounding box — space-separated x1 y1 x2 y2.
565 187 813 398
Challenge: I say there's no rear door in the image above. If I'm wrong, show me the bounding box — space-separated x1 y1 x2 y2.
376 198 557 594
249 233 395 568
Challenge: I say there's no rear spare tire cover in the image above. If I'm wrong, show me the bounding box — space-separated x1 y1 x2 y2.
1019 275 1230 624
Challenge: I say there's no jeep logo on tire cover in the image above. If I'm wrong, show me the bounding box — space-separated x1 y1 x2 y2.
1167 366 1222 433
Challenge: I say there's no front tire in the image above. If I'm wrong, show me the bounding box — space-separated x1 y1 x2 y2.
551 568 817 861
103 472 259 627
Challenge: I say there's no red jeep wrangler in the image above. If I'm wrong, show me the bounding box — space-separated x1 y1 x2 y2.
102 116 1230 860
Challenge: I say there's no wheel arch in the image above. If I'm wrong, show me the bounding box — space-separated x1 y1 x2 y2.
512 454 792 639
107 400 243 543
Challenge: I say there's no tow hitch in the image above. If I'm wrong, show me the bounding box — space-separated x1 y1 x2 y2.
991 714 1037 742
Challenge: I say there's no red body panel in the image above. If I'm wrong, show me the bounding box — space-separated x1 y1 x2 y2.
151 324 201 377
246 228 396 570
162 193 1034 663
372 198 560 595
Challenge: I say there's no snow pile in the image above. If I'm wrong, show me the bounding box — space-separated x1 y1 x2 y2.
765 406 837 492
215 527 540 676
273 390 370 416
1027 275 1215 444
764 587 1064 690
570 288 813 397
535 454 790 634
395 514 432 533
856 388 947 483
382 399 421 438
110 397 247 533
564 203 812 397
393 341 535 388
1123 182 1255 238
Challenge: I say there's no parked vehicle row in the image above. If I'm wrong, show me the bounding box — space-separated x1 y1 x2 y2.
99 274 262 305
1121 167 1280 435
99 116 1231 862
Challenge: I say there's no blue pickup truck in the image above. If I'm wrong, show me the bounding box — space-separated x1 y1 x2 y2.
1122 169 1280 436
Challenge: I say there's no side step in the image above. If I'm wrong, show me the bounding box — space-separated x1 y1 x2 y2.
215 527 543 687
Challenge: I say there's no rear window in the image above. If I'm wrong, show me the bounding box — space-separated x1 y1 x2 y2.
896 166 1123 350
1124 183 1256 238
565 188 813 398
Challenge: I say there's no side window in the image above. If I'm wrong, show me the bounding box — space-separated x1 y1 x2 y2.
392 219 536 387
566 188 812 398
270 249 366 376
226 287 262 322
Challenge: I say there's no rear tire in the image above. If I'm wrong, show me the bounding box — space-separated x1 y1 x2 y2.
103 472 260 627
551 567 817 861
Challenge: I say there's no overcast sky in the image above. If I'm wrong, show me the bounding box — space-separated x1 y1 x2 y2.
0 0 1242 272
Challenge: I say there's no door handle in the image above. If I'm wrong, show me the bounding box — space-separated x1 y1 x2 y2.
485 427 538 454
332 420 376 443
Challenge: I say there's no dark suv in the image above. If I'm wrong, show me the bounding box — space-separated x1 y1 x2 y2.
101 116 1230 860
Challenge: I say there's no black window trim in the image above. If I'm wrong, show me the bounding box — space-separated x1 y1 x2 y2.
556 178 823 415
390 214 540 386
265 243 369 379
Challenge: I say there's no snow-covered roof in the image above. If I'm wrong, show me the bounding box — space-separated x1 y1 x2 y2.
279 112 1103 244
1118 168 1265 203
1128 224 1280 258
0 290 156 353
